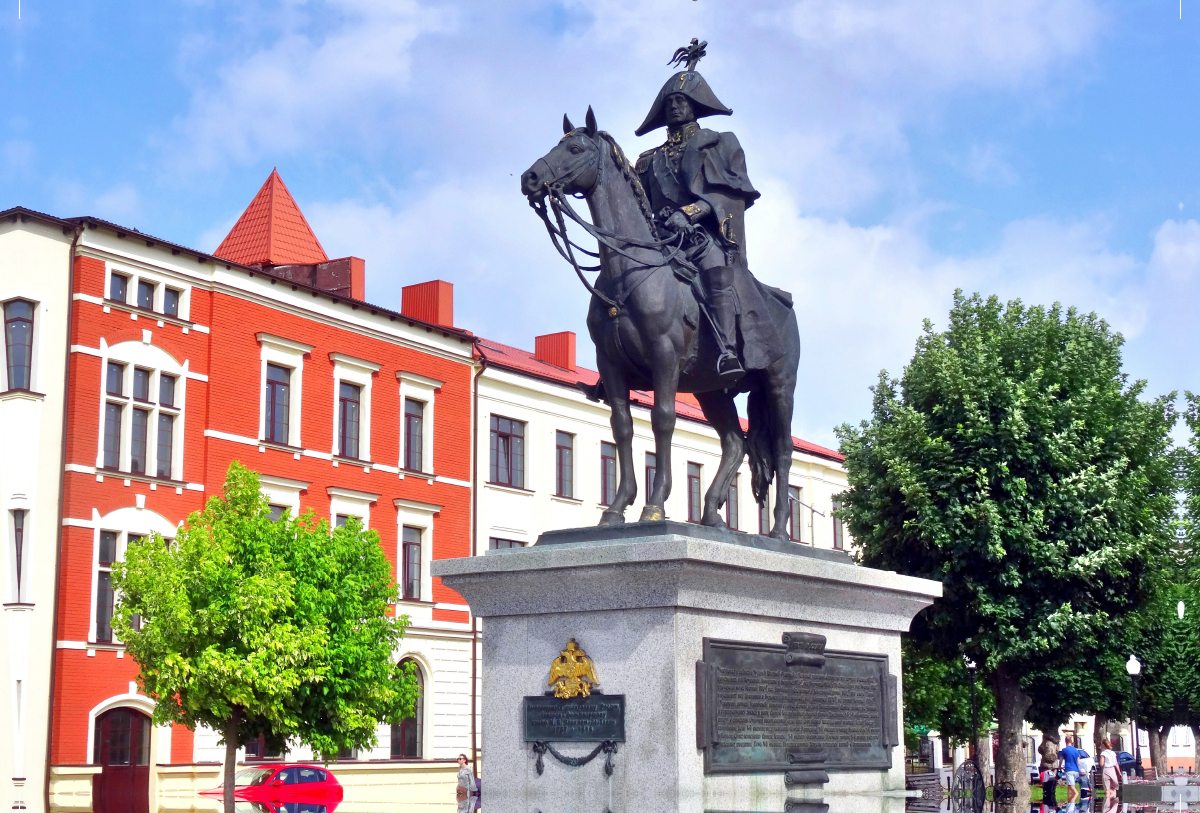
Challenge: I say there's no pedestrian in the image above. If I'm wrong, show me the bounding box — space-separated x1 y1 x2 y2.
1039 732 1060 800
1099 737 1122 798
456 753 475 813
1059 733 1082 804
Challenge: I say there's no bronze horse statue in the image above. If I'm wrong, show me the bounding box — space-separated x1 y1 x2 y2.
521 108 801 540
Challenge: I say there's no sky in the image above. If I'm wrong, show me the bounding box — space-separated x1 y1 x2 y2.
4 0 1200 448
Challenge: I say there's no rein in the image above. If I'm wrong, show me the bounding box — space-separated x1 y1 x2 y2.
528 133 702 313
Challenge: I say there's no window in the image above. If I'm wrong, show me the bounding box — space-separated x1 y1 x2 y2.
103 403 122 469
164 288 181 318
788 485 802 542
109 273 128 303
159 374 176 407
391 659 423 758
137 280 155 311
133 368 150 401
555 431 574 498
832 498 844 550
11 510 26 602
402 527 422 600
727 474 739 531
687 463 702 522
267 505 287 523
95 531 117 642
404 399 424 471
600 442 617 506
336 746 358 761
645 452 657 498
106 362 125 396
489 416 525 488
265 364 291 444
156 414 174 479
4 300 34 391
245 736 284 760
335 514 351 528
489 537 526 550
338 382 361 459
130 408 149 474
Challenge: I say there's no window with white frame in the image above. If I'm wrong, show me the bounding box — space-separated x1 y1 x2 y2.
89 507 177 645
258 474 310 519
397 371 441 475
327 487 380 532
105 265 189 321
3 299 36 392
97 341 186 481
330 353 379 462
393 499 440 603
257 334 312 448
9 509 28 602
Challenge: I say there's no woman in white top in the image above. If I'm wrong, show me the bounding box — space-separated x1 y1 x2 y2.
1099 737 1122 796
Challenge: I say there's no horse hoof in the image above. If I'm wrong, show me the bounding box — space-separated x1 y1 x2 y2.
599 510 626 526
639 505 665 522
701 515 727 529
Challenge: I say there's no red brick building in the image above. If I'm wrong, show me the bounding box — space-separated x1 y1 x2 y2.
2 170 480 812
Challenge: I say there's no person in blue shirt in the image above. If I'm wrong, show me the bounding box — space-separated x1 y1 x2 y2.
1059 734 1083 804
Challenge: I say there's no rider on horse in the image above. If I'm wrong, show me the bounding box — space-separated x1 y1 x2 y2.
634 42 784 385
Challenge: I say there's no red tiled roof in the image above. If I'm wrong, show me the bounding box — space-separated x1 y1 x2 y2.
214 169 329 266
478 338 844 462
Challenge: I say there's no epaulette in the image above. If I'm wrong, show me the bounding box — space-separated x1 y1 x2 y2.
635 147 656 174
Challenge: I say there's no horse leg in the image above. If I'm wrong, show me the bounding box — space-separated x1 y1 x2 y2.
639 338 680 521
768 380 796 541
694 390 745 527
596 356 635 526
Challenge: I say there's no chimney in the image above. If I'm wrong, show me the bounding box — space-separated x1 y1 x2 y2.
534 331 576 371
269 256 365 300
402 280 454 327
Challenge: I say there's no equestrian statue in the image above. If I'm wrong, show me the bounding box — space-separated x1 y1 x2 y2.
521 39 801 540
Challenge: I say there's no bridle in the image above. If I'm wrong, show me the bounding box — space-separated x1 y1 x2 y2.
527 130 703 314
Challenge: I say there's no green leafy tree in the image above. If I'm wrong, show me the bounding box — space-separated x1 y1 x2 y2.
902 643 995 772
112 462 418 813
836 293 1176 803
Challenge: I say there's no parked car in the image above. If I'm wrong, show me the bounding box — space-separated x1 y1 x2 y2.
1116 751 1139 776
202 764 343 811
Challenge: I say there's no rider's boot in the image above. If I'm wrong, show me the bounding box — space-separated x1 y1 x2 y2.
704 266 745 383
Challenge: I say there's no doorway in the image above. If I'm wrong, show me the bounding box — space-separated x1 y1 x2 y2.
93 707 151 813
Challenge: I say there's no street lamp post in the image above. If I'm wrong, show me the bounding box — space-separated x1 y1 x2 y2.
1127 654 1143 779
966 657 978 764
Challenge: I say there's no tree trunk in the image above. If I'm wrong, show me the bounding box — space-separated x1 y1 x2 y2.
1093 713 1108 758
224 707 240 813
975 733 994 784
1150 726 1168 776
993 664 1033 807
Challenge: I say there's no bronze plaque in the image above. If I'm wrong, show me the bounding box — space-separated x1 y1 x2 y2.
696 635 898 774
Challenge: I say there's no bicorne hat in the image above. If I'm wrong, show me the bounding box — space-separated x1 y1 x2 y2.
635 71 732 137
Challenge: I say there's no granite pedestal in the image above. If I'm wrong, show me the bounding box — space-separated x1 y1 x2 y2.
433 522 942 813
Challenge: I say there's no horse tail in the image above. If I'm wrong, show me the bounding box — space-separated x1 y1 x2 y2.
747 385 774 507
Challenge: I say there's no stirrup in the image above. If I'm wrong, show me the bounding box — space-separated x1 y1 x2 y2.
716 352 744 381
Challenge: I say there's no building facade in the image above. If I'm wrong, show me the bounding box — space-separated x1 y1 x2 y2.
3 172 481 813
474 331 849 550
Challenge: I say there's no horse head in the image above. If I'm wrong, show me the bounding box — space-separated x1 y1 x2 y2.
521 106 603 199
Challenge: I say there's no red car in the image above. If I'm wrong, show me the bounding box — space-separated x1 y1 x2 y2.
201 764 343 813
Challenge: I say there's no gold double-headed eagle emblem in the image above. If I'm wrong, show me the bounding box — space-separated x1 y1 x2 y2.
547 638 599 699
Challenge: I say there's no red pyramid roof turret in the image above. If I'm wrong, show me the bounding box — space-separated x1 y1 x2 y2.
214 169 329 266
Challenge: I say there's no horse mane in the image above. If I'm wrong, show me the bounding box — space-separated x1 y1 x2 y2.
592 130 658 236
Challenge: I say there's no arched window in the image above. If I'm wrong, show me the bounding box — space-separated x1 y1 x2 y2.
391 658 423 759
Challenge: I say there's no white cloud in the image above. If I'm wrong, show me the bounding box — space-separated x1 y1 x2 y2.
169 0 452 170
1148 219 1200 283
957 143 1019 187
93 185 142 223
783 0 1103 93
